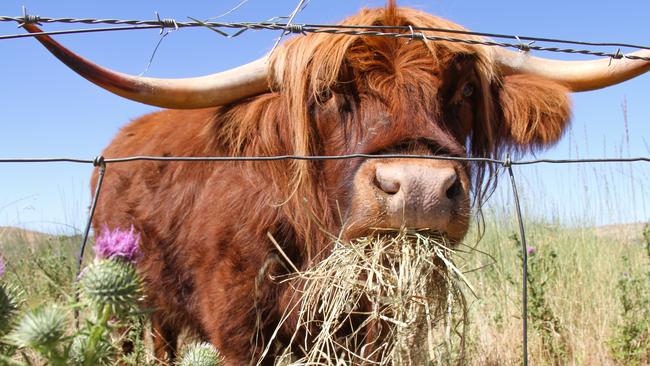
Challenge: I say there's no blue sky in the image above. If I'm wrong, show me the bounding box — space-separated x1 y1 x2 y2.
1 0 649 233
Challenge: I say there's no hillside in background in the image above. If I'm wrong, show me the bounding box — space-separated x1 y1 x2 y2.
0 226 54 244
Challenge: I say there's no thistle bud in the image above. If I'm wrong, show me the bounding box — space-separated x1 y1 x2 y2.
69 333 115 366
8 305 67 350
177 342 222 366
0 282 23 335
78 259 143 316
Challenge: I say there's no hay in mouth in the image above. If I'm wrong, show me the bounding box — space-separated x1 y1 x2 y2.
271 229 472 365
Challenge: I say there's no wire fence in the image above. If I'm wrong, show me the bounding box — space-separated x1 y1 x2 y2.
3 6 650 365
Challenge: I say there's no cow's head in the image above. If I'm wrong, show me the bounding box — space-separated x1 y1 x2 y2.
25 3 650 250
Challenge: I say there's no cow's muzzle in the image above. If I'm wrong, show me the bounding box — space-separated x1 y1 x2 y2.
346 158 470 241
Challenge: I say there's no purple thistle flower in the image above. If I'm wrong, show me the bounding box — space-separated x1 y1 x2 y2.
527 246 536 256
0 254 5 278
95 225 142 263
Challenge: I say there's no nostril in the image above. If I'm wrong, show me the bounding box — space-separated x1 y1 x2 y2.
374 170 401 195
445 176 462 200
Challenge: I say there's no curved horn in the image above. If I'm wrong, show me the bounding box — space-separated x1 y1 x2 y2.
493 47 650 92
24 24 273 108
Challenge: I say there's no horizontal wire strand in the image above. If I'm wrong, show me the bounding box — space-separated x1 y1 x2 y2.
1 155 649 166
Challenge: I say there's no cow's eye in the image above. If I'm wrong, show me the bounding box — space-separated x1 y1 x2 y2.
316 88 333 103
461 83 474 98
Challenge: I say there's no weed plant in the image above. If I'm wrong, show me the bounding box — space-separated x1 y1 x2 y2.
607 225 650 365
0 227 221 366
511 234 569 365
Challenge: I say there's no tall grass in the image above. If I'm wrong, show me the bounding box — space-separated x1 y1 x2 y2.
0 229 79 308
462 210 648 365
458 104 650 364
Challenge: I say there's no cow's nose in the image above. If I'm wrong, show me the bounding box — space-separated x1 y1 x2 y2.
374 164 461 230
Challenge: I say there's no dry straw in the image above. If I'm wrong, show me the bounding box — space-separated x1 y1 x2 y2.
271 229 472 365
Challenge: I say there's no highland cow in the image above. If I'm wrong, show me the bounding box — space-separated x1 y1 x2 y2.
25 1 650 364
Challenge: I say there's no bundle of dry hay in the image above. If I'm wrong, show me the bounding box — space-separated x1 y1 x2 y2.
273 230 473 365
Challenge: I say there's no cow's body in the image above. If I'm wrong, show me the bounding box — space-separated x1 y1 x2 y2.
92 108 293 363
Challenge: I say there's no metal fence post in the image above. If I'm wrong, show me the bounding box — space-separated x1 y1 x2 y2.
504 154 529 366
74 155 106 325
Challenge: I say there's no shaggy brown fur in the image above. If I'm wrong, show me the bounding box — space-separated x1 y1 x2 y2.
90 2 571 364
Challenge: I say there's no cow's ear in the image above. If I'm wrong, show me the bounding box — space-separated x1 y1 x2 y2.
498 74 572 151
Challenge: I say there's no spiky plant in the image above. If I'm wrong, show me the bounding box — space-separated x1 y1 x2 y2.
177 342 222 366
0 254 25 359
7 304 68 364
0 282 23 336
0 227 149 365
78 259 143 316
69 332 116 366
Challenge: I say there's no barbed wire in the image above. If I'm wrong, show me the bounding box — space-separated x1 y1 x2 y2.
2 13 650 61
2 13 650 50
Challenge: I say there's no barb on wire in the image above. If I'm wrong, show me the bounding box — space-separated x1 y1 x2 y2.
515 35 534 53
17 6 41 28
270 0 310 54
139 12 178 76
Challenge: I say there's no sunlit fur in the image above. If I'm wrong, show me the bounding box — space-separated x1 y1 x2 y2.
90 2 572 364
